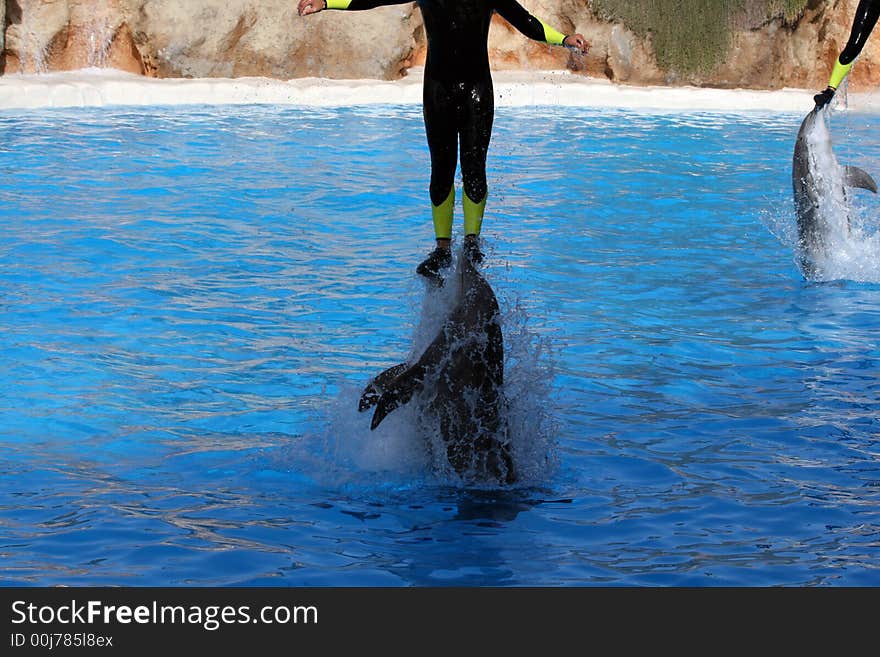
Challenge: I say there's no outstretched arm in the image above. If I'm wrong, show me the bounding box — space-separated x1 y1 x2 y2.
298 0 412 15
492 0 589 53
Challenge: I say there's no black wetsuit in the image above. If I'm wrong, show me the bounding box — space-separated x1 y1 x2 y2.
326 0 568 237
840 0 880 65
417 0 560 209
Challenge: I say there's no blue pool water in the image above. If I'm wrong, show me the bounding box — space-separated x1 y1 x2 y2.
1 102 879 586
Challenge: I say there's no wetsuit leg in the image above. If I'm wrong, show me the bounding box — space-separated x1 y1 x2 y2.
423 76 458 241
458 78 494 237
840 0 880 65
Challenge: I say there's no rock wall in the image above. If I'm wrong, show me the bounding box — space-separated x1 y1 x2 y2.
3 0 143 74
704 0 880 91
123 0 421 80
1 0 879 92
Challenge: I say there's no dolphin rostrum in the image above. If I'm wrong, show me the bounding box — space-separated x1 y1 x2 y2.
792 108 878 277
358 247 515 485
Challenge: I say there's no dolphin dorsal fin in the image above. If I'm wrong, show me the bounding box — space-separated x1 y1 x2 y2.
844 165 878 193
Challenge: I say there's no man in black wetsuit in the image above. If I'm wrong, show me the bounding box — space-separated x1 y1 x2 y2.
815 0 880 108
297 0 588 282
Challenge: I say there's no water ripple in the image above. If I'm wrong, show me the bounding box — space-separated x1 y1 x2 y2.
0 105 878 585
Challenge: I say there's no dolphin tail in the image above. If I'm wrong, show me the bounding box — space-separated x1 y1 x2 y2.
370 370 422 430
844 165 878 193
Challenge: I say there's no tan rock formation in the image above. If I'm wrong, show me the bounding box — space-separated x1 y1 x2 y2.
491 0 664 83
2 0 880 93
809 0 880 93
3 0 145 74
697 0 880 92
4 0 70 73
116 0 421 80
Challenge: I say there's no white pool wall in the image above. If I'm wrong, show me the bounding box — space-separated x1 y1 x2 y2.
0 67 855 114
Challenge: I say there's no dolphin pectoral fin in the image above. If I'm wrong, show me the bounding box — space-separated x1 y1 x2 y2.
358 388 379 413
359 362 408 412
370 393 400 430
359 383 383 413
369 372 421 430
844 165 878 193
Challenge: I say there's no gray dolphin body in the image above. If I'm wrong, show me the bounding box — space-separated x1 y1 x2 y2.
359 249 515 485
792 108 878 276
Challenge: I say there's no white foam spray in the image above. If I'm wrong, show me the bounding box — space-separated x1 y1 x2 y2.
86 14 115 69
17 5 49 74
287 249 558 490
770 109 880 283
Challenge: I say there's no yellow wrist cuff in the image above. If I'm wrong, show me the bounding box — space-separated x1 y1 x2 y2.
539 19 566 46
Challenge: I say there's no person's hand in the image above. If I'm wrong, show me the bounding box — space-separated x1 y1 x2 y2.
298 0 326 16
814 86 835 109
563 34 590 54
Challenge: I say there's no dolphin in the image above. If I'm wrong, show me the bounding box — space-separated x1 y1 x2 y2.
358 247 515 485
792 108 878 277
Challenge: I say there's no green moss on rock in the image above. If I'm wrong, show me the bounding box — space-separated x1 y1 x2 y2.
592 0 810 75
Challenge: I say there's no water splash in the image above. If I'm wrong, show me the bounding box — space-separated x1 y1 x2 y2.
290 254 558 490
86 14 114 69
18 5 49 74
494 291 559 484
767 108 880 283
809 112 880 282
